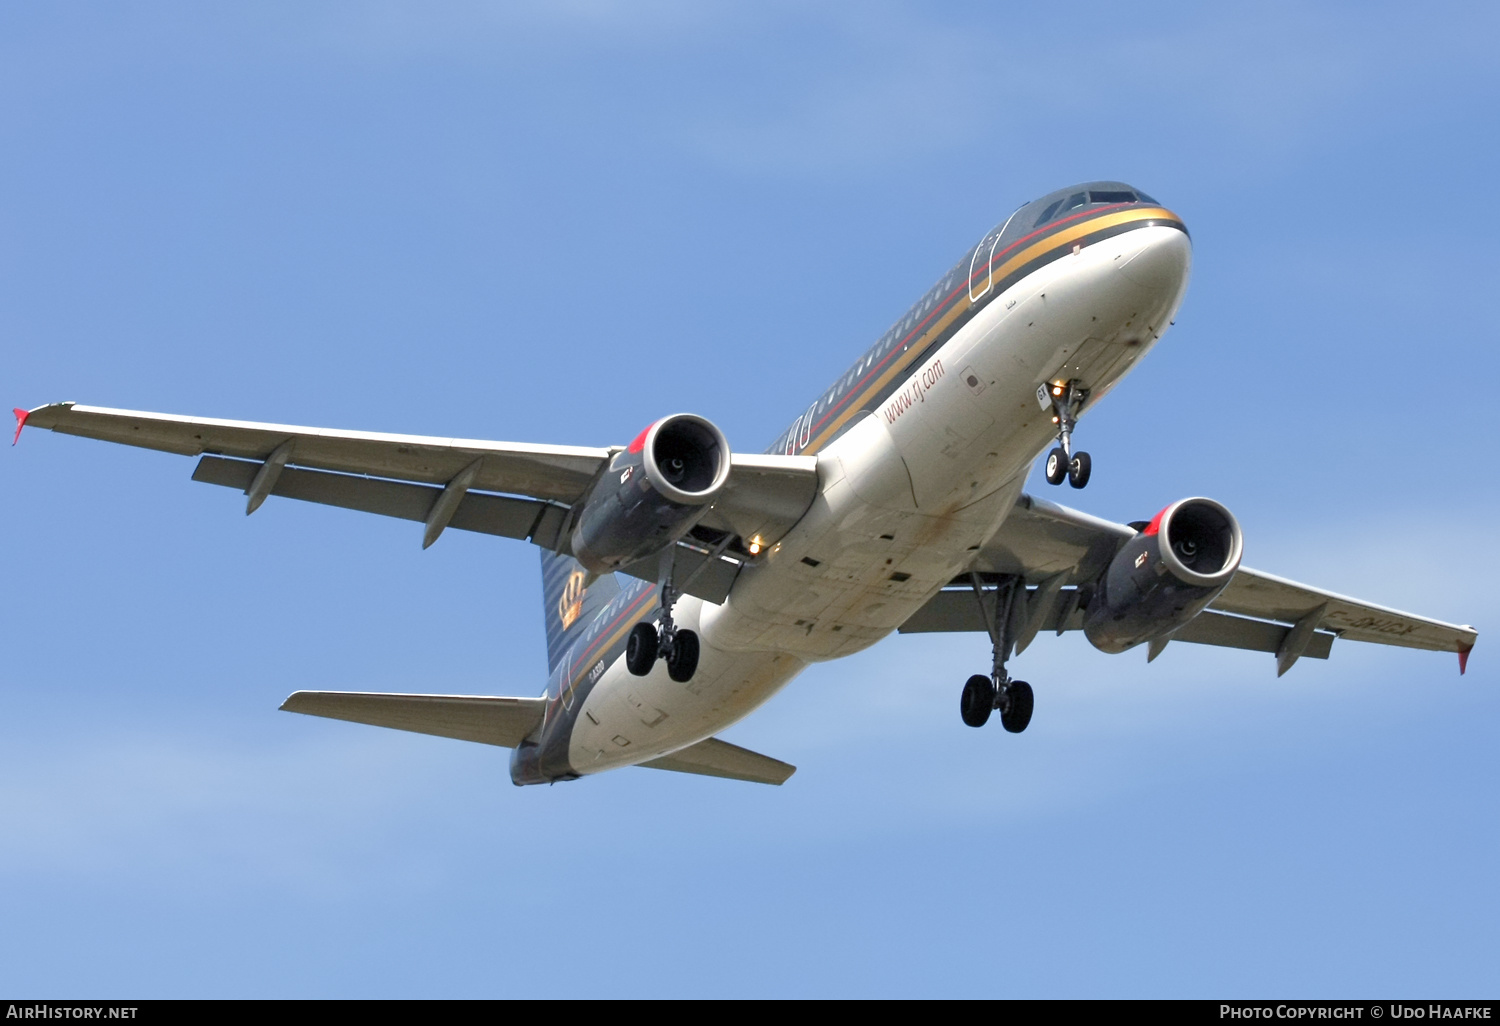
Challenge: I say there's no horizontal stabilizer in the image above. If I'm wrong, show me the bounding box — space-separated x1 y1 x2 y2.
281 691 546 748
639 736 795 785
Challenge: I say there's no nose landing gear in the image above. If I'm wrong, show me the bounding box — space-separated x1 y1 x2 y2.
958 573 1036 733
1038 380 1091 489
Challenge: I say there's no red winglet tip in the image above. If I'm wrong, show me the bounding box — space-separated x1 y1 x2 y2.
11 408 29 446
1458 647 1471 675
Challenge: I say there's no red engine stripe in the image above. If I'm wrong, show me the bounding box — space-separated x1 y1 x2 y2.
1143 505 1170 536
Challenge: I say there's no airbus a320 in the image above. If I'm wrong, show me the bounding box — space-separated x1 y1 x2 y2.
16 181 1478 786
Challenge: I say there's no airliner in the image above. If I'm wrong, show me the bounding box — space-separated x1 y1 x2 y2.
15 181 1477 786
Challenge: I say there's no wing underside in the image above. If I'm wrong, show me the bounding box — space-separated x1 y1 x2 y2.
905 493 1477 673
19 402 819 604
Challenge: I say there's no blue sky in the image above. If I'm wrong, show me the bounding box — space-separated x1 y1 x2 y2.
3 1 1497 997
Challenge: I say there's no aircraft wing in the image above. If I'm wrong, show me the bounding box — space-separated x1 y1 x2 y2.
900 492 1477 674
20 401 608 501
16 403 818 594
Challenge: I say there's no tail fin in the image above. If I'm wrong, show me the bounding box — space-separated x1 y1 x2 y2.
539 549 621 673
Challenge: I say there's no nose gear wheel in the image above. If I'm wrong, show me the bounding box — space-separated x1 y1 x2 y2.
1045 448 1068 485
1037 380 1091 489
1067 451 1091 489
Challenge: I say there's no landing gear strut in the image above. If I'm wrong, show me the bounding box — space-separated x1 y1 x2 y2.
958 573 1035 733
1038 380 1091 489
624 546 700 683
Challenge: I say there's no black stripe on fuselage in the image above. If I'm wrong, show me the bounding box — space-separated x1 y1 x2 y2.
524 577 660 781
525 195 1187 783
769 204 1186 458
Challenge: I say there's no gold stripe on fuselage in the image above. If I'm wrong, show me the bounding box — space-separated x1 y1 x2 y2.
800 206 1180 456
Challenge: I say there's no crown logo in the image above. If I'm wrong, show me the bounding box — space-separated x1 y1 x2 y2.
559 569 587 630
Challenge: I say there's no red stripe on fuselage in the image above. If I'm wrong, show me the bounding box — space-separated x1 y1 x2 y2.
804 204 1136 447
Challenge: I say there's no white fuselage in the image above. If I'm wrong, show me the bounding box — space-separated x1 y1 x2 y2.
567 225 1192 775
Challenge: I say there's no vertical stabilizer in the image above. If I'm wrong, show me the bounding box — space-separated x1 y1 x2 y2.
539 549 621 673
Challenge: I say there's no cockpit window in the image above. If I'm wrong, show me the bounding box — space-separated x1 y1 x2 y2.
1059 192 1088 216
1033 199 1063 228
1034 188 1151 229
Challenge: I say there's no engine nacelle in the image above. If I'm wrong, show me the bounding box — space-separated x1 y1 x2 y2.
1083 497 1244 654
569 413 731 574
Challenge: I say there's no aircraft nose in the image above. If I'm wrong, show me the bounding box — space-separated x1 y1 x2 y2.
1117 225 1192 293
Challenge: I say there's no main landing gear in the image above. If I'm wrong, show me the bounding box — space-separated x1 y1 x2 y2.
958 573 1035 733
1038 380 1091 489
625 547 700 683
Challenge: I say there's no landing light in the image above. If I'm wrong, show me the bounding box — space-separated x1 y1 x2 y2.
748 537 764 555
1052 385 1064 396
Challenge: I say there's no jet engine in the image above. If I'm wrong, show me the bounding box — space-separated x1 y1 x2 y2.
569 413 732 574
1082 497 1244 653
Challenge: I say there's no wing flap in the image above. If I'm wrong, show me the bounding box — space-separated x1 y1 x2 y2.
638 737 795 785
280 691 547 748
1173 609 1334 658
193 455 570 546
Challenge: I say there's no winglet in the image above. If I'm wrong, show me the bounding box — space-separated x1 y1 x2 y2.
1459 646 1472 675
11 407 30 446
